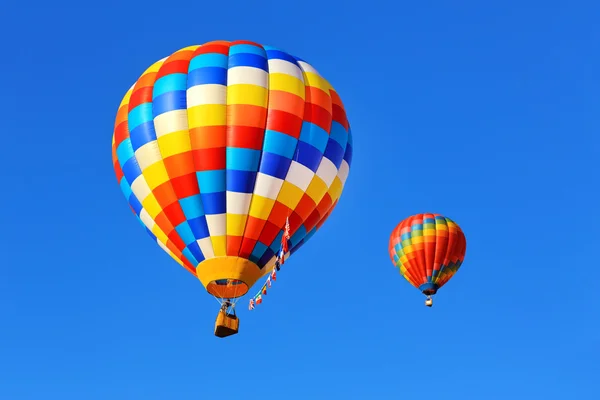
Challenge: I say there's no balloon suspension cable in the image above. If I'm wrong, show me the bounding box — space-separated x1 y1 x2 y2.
212 279 244 308
248 217 291 311
213 295 238 308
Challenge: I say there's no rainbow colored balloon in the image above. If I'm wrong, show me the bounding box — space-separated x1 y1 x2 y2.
111 40 353 303
388 213 466 306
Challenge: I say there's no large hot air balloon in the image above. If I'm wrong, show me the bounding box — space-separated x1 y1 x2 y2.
111 40 353 337
388 213 466 307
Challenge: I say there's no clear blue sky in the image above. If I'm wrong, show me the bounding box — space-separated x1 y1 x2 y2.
1 0 598 399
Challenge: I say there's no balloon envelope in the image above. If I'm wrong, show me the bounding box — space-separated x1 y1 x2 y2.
388 213 466 295
112 40 353 299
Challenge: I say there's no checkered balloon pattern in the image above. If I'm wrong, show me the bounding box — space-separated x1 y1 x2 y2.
112 40 353 280
388 213 466 295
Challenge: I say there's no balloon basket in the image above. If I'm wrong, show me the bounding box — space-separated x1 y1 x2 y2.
214 309 239 338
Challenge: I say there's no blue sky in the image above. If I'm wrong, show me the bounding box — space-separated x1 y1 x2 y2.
1 0 598 398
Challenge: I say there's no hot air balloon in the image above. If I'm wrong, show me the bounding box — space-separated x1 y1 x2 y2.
388 213 466 307
111 40 353 337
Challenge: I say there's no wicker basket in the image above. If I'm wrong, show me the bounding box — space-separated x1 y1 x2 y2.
214 309 239 338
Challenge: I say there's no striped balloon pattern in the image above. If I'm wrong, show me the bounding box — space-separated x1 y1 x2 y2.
388 213 466 295
112 40 353 299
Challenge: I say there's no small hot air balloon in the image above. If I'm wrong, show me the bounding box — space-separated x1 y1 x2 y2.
388 213 466 307
111 40 353 337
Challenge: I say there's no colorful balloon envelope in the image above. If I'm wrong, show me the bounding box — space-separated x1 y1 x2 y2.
111 40 353 318
388 213 466 306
